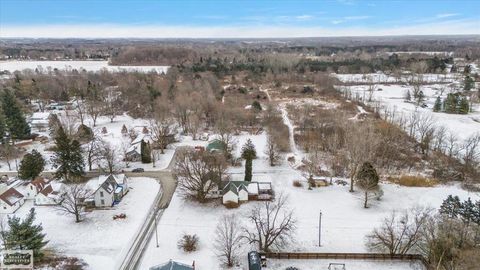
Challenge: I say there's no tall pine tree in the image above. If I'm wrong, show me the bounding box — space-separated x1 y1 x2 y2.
1 89 31 140
51 126 85 182
0 208 49 261
433 96 442 112
439 195 462 218
18 150 45 180
141 140 152 163
241 139 257 182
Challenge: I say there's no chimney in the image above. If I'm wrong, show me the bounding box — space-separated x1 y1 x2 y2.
192 260 195 270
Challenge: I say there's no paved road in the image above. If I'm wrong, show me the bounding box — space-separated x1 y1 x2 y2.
118 147 186 270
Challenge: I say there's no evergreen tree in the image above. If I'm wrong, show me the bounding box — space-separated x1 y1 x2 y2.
18 150 45 180
241 139 257 182
0 109 6 143
459 96 470 114
0 208 48 261
51 126 85 182
433 96 442 112
1 89 31 140
443 93 459 114
356 162 379 208
474 200 480 226
405 90 411 102
251 101 262 111
141 140 152 163
459 197 476 224
439 195 462 218
464 75 474 91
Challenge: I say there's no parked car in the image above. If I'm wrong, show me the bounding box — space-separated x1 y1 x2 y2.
131 168 144 173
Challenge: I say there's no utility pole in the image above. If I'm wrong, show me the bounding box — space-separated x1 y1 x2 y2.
154 208 159 248
319 211 322 247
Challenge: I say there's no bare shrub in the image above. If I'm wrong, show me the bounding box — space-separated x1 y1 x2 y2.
292 180 303 187
177 233 199 252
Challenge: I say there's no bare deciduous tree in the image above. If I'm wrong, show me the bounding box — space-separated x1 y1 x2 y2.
214 214 243 267
55 184 92 223
366 207 432 255
243 194 296 252
264 134 280 166
98 140 118 174
173 149 228 203
84 134 102 171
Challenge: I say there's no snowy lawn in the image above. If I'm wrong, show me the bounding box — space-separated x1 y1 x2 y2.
1 177 160 270
140 132 477 270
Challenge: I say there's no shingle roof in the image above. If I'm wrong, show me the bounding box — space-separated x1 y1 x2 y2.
149 260 193 270
0 187 24 206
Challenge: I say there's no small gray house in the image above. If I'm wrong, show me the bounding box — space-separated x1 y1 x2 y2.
149 260 194 270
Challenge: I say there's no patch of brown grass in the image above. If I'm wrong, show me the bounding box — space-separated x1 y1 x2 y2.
388 175 438 187
224 201 239 209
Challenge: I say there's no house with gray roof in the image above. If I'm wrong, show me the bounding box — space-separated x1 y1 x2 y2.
86 174 129 207
149 260 194 270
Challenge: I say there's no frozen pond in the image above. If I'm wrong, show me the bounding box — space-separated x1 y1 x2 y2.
0 60 169 73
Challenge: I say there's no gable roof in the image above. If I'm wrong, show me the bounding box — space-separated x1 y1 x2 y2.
30 177 49 191
222 181 249 196
88 174 127 194
0 187 24 206
149 260 193 270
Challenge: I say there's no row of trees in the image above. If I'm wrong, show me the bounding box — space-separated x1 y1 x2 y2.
367 196 480 270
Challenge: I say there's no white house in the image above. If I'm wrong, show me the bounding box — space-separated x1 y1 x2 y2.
21 177 50 199
35 182 65 206
220 181 273 205
87 174 129 207
0 187 26 214
221 181 249 204
29 112 51 131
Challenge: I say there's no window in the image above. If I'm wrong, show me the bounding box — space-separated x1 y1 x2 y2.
30 186 33 190
100 199 105 205
100 191 104 197
3 206 6 210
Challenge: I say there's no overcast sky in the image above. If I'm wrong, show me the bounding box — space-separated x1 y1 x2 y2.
1 0 479 38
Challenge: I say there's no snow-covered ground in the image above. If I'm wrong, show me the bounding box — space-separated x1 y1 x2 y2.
334 72 457 84
0 177 160 270
341 83 480 142
0 60 169 73
139 131 476 270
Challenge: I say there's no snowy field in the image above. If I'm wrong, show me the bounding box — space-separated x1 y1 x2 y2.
0 177 160 270
0 60 169 73
139 131 476 270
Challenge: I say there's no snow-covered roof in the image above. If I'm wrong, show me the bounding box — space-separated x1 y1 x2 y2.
87 174 127 194
30 112 51 120
149 260 193 270
131 133 153 145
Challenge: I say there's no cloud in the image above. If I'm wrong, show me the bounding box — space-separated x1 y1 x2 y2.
331 15 371 24
436 13 460 18
1 19 478 38
295 15 314 21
